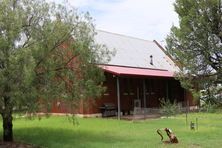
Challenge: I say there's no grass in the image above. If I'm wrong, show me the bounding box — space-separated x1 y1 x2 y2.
1 113 222 148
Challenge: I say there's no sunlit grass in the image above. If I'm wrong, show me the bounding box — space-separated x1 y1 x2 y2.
1 112 222 147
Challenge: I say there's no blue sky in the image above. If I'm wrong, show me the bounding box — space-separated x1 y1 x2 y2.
51 0 178 43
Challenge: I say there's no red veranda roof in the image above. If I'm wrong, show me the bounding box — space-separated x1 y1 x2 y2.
100 65 175 78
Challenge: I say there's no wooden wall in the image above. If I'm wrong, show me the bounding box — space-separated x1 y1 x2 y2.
51 72 197 114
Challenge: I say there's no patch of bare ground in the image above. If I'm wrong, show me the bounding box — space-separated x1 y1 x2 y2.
0 141 38 148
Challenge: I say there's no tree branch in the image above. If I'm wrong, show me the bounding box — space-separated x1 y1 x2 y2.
34 34 72 70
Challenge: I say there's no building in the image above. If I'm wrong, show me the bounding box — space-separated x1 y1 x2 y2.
52 30 197 118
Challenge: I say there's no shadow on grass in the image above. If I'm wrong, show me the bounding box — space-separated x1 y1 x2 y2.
14 127 130 148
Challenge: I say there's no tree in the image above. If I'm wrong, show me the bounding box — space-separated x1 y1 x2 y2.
166 0 222 104
0 0 111 141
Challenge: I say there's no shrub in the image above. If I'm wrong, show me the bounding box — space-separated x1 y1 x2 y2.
159 98 180 117
201 102 218 113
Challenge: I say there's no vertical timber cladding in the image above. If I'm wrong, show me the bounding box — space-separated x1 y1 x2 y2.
95 75 188 115
84 72 118 114
168 79 185 105
145 78 167 107
185 90 198 106
119 77 135 115
68 72 114 115
51 74 189 114
144 78 186 107
113 76 187 113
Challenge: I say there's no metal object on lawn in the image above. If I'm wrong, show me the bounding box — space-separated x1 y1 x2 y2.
190 121 195 130
99 103 117 117
157 128 179 144
196 118 198 130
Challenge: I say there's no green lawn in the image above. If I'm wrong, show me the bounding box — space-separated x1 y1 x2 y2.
2 113 222 148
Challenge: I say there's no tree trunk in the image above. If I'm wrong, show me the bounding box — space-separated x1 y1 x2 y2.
2 113 13 141
2 95 13 142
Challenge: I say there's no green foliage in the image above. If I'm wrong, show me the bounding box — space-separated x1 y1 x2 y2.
200 85 222 104
159 98 180 117
201 102 218 113
166 0 222 104
0 0 112 113
0 0 112 141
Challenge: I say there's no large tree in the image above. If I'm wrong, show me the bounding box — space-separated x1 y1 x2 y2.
0 0 111 141
166 0 222 104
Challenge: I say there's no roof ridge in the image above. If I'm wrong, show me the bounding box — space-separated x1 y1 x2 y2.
96 29 154 43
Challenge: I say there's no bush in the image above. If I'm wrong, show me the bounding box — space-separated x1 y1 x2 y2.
200 102 218 113
159 98 180 117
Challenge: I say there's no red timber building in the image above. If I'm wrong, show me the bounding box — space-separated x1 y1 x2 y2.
52 30 198 118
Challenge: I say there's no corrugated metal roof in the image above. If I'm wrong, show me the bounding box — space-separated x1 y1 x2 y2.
95 30 179 72
100 65 174 78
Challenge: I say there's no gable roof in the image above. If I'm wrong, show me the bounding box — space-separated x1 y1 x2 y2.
95 30 179 72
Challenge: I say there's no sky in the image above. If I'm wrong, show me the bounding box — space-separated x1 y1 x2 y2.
51 0 179 43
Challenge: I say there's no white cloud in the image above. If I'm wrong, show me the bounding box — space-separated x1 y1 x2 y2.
53 0 178 42
67 0 95 7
